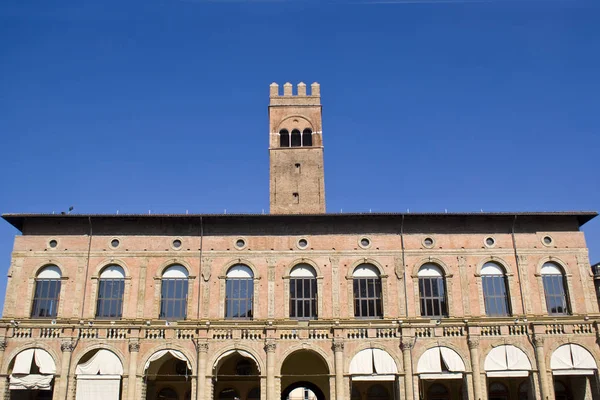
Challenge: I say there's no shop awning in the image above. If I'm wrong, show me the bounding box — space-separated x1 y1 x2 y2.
484 345 532 377
349 348 398 381
417 347 466 380
551 344 597 376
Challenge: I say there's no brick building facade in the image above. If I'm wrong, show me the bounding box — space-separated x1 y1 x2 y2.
0 83 599 400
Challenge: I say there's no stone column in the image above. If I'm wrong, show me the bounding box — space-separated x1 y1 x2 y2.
534 337 551 400
333 341 345 400
196 341 208 400
57 341 74 400
468 338 482 400
265 341 276 400
127 342 140 400
401 338 415 400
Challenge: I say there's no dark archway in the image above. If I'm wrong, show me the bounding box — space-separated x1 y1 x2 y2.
281 381 326 400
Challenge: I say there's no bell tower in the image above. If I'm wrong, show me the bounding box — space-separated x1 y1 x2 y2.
269 82 325 214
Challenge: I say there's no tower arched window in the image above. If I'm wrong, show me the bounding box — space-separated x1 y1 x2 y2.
481 262 511 317
96 265 125 319
226 265 254 319
352 264 382 318
289 264 317 319
302 129 313 147
31 265 62 318
291 129 301 147
279 129 290 147
418 264 448 318
160 265 189 320
541 262 570 315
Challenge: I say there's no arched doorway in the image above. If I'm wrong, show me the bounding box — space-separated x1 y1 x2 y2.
550 343 599 400
75 349 124 399
144 350 192 400
281 381 325 400
8 348 56 400
417 347 466 400
213 350 260 400
281 351 330 400
349 348 398 400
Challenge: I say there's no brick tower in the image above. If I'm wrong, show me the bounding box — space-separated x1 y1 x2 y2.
269 82 326 214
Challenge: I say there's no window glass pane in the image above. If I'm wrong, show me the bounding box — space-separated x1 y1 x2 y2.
353 278 382 318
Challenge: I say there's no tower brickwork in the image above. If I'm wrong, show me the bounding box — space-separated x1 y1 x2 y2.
269 82 325 214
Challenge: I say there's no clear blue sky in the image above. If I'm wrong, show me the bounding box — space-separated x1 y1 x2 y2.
1 0 599 313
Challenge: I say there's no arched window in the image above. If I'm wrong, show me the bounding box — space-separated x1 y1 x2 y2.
302 129 313 147
279 129 290 147
291 129 301 147
353 264 382 318
481 262 511 317
160 265 189 320
226 265 254 319
418 264 448 318
541 262 570 315
96 265 125 319
290 264 317 319
31 265 62 318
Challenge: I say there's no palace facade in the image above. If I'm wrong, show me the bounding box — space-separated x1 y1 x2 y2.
1 83 599 400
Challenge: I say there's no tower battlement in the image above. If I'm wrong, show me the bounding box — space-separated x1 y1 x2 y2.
269 82 321 106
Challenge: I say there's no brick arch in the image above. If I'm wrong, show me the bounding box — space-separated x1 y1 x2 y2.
544 340 600 369
284 258 323 278
33 261 65 277
220 258 261 279
536 256 571 276
276 115 315 133
347 258 386 278
480 342 535 372
411 258 452 278
276 345 334 375
156 259 194 278
475 257 514 276
91 258 131 278
2 343 61 375
414 342 471 371
344 343 402 374
138 344 196 375
208 344 266 375
69 345 126 376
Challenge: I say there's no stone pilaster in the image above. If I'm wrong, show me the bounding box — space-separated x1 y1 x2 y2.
333 341 345 400
196 341 209 400
401 338 415 400
533 336 551 400
468 338 482 400
127 341 140 400
57 341 74 400
265 341 276 400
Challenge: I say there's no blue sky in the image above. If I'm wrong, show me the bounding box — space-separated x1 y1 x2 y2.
1 0 599 312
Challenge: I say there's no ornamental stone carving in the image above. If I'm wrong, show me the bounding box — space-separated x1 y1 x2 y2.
400 338 414 351
332 342 344 352
264 341 276 353
533 336 545 347
467 338 480 349
0 341 7 351
128 342 140 352
198 342 209 352
61 341 75 352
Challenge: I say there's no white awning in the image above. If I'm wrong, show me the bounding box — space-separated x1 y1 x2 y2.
75 375 121 400
417 347 465 377
420 373 463 380
551 344 597 373
144 349 191 371
484 345 532 377
553 369 596 376
76 350 123 376
9 374 53 390
349 348 398 379
352 374 396 381
12 349 56 375
214 349 261 374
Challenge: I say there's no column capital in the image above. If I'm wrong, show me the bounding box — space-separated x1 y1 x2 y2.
128 342 140 353
0 340 7 351
533 336 545 347
400 338 414 351
467 338 480 349
264 340 276 353
332 341 344 352
197 341 209 352
61 340 75 352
